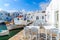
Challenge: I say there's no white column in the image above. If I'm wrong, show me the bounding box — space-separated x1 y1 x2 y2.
58 1 60 40
58 0 60 30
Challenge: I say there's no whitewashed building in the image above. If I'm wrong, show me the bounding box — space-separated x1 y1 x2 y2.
32 11 47 24
46 0 59 28
0 10 12 22
26 11 34 21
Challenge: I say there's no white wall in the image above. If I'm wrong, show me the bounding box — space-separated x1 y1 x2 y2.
33 12 46 24
58 0 60 30
46 0 59 26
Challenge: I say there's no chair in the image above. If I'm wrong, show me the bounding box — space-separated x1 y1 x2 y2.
46 29 51 40
24 27 31 40
40 28 47 40
50 28 59 40
59 30 60 40
30 27 38 40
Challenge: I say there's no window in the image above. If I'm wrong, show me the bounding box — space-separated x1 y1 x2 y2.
42 11 45 13
31 16 33 18
0 13 3 15
0 18 2 20
36 16 39 20
17 18 19 20
55 11 59 21
42 16 44 19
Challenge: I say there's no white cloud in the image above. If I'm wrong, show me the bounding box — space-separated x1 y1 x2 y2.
7 10 19 12
4 3 10 7
21 9 26 13
39 2 49 10
0 8 2 11
33 2 36 4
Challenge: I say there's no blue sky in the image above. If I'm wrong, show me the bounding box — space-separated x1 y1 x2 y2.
0 0 51 11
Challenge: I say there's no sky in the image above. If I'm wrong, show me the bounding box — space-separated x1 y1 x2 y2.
0 0 51 11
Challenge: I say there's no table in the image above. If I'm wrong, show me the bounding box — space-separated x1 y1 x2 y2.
44 25 56 29
26 26 40 29
44 25 59 40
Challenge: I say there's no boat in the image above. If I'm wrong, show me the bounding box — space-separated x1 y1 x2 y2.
0 20 5 23
0 20 9 36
